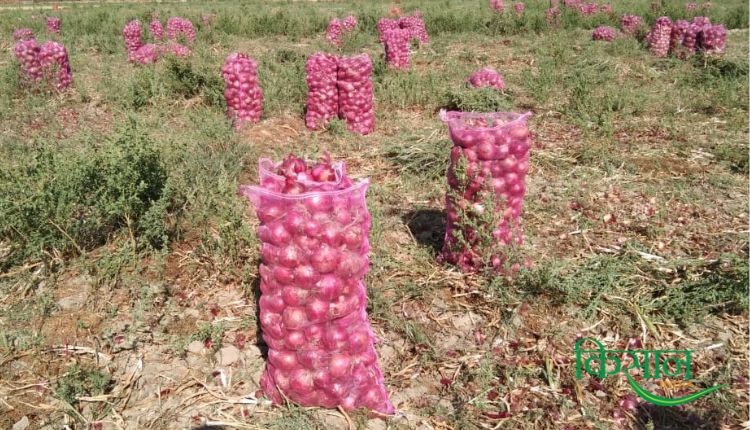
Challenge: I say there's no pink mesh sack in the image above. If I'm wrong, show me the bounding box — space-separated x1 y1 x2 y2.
620 15 643 35
239 156 394 414
467 68 505 90
222 52 263 129
39 41 72 91
13 28 34 42
337 54 374 135
439 111 532 273
592 26 617 41
46 17 61 34
383 28 411 70
698 24 726 54
14 39 43 84
647 16 673 57
150 19 165 40
305 53 339 130
167 17 195 44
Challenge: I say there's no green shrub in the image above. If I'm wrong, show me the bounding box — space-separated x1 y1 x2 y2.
0 119 173 268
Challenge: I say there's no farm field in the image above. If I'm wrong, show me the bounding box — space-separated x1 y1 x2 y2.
0 1 748 429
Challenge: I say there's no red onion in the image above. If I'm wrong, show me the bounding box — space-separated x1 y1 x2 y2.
273 266 294 285
311 246 339 274
285 330 306 349
293 265 319 289
297 348 327 369
260 291 286 314
269 349 298 370
306 297 330 321
328 354 352 378
289 368 314 393
282 286 309 306
222 52 263 129
282 307 307 330
513 2 525 16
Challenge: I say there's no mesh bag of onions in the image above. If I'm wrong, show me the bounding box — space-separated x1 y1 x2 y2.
439 111 532 273
305 52 339 130
467 68 505 91
490 0 506 13
239 155 395 414
167 17 195 44
14 39 43 84
39 41 72 91
337 54 375 135
222 52 263 129
46 17 61 34
592 26 616 41
150 19 165 39
13 28 35 42
620 14 643 35
383 28 411 70
647 16 673 57
698 24 726 54
123 20 144 61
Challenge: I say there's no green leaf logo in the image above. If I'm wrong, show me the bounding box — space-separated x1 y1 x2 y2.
625 373 727 406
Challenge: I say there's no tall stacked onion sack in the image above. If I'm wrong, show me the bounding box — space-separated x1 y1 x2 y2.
222 52 263 129
150 19 164 39
382 29 411 70
239 155 395 414
439 111 532 273
122 20 143 61
305 53 339 130
14 39 42 84
337 54 375 135
647 16 672 57
467 68 505 91
46 17 61 34
39 41 72 91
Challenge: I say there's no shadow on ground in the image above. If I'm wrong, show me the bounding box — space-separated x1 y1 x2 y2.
635 403 722 430
402 208 446 255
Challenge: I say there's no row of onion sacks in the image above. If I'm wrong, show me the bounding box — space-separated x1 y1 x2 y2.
304 53 375 135
239 155 395 414
222 52 263 129
438 110 532 274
